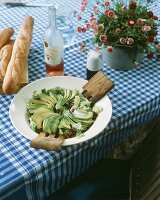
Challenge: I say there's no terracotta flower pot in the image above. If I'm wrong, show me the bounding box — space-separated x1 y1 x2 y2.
100 47 144 71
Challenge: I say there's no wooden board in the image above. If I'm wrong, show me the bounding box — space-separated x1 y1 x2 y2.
0 64 28 94
82 71 115 104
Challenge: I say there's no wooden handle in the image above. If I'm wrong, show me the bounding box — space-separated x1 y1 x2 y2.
30 132 65 151
82 71 115 104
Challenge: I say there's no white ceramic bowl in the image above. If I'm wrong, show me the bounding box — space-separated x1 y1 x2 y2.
9 76 112 146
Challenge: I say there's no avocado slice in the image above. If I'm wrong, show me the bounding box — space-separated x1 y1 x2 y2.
38 93 55 105
59 118 71 129
28 99 52 108
31 107 54 129
73 110 93 120
43 113 60 134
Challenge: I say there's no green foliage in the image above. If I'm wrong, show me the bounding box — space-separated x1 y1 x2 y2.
78 0 160 60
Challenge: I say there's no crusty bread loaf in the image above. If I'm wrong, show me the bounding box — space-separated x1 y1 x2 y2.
0 70 2 80
0 27 14 49
0 40 14 80
2 16 34 94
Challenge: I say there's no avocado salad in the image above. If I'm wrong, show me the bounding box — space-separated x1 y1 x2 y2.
26 87 103 139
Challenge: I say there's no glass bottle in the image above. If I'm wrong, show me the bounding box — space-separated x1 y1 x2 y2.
44 6 64 76
86 50 103 80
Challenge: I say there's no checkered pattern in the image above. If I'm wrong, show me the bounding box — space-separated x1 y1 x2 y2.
0 1 160 200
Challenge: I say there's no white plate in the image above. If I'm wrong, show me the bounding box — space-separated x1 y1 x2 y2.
9 76 112 146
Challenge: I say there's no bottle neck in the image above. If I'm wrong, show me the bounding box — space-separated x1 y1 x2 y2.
48 7 57 29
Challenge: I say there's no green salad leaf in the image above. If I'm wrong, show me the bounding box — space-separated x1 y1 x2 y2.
26 87 103 138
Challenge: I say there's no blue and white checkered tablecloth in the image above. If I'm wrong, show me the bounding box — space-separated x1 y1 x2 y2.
0 0 160 199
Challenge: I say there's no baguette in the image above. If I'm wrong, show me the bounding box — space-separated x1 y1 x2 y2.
0 27 14 49
2 16 34 94
0 70 2 80
0 40 14 80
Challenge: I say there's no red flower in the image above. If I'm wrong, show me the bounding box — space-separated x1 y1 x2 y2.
129 2 136 10
137 18 145 25
93 7 99 13
90 19 97 29
105 10 109 15
103 40 109 45
107 10 115 18
98 24 104 31
128 19 134 26
147 11 153 18
90 23 96 29
127 38 134 45
120 37 126 44
142 26 151 32
122 5 126 12
114 28 121 35
78 16 82 21
99 35 107 42
82 27 87 33
77 26 82 32
106 46 113 52
86 23 91 29
90 17 96 22
94 28 99 35
81 0 87 6
95 46 100 51
81 6 85 12
104 1 110 6
153 16 158 20
148 36 154 42
147 52 154 59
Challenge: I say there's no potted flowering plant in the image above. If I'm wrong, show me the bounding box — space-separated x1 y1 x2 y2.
77 0 160 70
